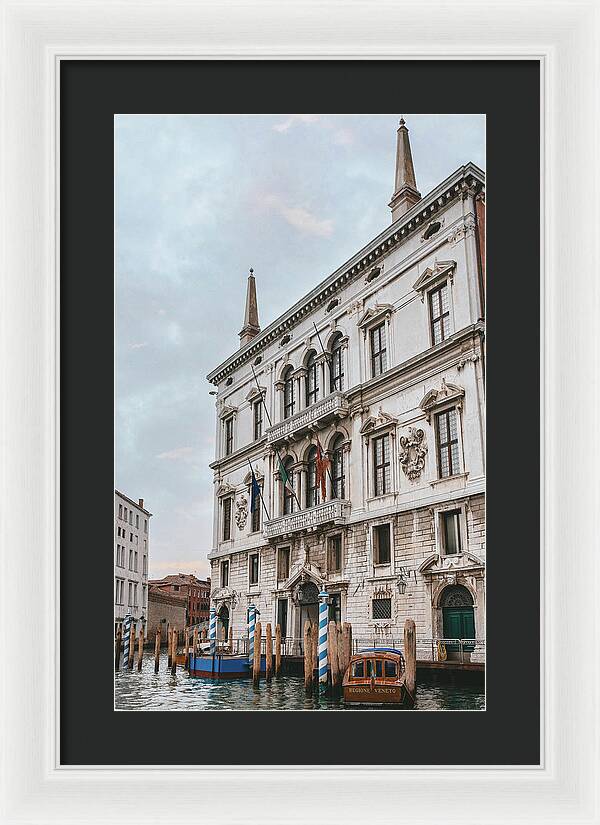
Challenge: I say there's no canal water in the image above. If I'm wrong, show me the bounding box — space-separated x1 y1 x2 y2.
115 653 484 711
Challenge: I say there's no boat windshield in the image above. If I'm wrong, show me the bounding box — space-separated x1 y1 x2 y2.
352 658 398 679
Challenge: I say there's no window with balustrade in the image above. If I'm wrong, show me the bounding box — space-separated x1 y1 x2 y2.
283 366 295 419
306 446 320 508
331 434 346 499
283 457 296 515
329 333 344 392
305 351 319 407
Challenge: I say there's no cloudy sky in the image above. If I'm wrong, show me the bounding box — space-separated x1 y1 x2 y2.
115 113 485 580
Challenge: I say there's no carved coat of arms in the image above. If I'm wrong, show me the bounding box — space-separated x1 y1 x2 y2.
235 495 248 530
399 427 428 480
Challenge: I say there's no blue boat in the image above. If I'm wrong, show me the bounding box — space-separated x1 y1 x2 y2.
189 652 266 679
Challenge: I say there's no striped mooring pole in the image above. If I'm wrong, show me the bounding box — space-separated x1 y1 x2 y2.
247 603 256 668
209 607 217 656
318 590 329 694
121 613 133 671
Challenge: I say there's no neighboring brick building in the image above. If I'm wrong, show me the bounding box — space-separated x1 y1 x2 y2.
148 574 211 627
147 587 187 643
206 118 486 660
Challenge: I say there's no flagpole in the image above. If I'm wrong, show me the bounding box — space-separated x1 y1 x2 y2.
247 459 271 522
250 365 302 510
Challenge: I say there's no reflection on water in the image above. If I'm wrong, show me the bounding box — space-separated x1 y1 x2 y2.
115 652 484 711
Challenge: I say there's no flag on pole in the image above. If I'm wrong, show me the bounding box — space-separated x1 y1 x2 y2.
249 466 261 514
315 438 331 501
277 454 295 496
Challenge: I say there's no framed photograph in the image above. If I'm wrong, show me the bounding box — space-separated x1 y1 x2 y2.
2 1 598 823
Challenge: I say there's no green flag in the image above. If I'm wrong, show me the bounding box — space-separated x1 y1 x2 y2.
277 455 295 494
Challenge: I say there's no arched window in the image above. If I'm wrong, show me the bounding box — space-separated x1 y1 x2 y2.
331 434 346 499
306 446 320 508
283 366 295 419
329 333 344 392
282 456 296 515
305 351 319 407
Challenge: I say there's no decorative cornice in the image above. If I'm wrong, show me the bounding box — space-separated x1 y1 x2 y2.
207 163 485 385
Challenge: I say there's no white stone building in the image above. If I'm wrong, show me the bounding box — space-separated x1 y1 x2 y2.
206 119 485 659
114 490 151 637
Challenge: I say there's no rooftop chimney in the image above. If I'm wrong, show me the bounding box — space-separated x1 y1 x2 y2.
138 498 144 508
389 117 421 221
239 268 261 347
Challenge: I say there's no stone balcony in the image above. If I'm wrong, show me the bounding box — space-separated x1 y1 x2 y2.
264 499 350 539
266 391 349 446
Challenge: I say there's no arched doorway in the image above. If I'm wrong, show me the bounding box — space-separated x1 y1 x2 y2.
297 581 320 636
441 585 475 654
217 604 230 641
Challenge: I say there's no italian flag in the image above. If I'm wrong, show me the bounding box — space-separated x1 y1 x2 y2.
277 455 295 495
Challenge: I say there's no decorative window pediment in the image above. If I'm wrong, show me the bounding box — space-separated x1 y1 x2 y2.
245 385 266 403
357 303 394 332
219 404 238 420
419 378 464 422
360 406 398 436
243 468 264 485
216 482 236 498
418 551 485 576
412 260 456 300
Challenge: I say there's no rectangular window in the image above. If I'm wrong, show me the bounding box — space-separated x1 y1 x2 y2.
224 416 234 456
128 582 133 606
328 593 342 624
373 434 391 496
372 597 392 619
124 507 128 521
277 599 288 637
130 532 133 542
429 282 450 345
222 497 232 541
221 560 229 588
370 322 387 377
143 555 147 575
384 660 398 678
134 551 138 572
115 579 120 604
436 408 460 478
251 493 261 533
136 514 139 529
133 584 138 607
144 519 147 533
330 344 344 392
352 660 364 678
129 548 134 570
129 512 133 525
249 553 259 585
284 374 295 419
373 524 391 565
442 510 462 555
119 504 123 519
253 401 263 441
328 534 342 573
277 546 290 581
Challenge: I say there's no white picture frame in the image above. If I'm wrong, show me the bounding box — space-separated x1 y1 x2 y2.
1 1 598 822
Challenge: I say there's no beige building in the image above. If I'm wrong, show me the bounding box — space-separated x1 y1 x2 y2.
206 119 485 659
114 490 151 636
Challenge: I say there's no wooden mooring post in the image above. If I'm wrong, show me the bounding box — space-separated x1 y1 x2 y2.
304 621 313 695
171 628 177 676
184 628 190 671
341 622 352 677
228 624 233 652
154 629 160 673
265 623 273 682
137 627 144 671
253 621 262 687
328 621 341 695
275 624 282 677
128 622 136 669
114 625 122 672
193 627 199 660
404 618 416 704
166 626 172 669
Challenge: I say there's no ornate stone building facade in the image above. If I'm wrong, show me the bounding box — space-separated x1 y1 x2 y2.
206 119 485 658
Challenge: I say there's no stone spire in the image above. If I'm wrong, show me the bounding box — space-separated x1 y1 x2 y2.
239 268 261 346
389 117 421 222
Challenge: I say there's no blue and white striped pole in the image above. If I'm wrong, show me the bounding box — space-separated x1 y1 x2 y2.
247 603 256 668
318 590 329 694
209 607 217 656
121 613 132 671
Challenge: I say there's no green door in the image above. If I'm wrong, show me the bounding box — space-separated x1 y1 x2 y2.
442 607 475 651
